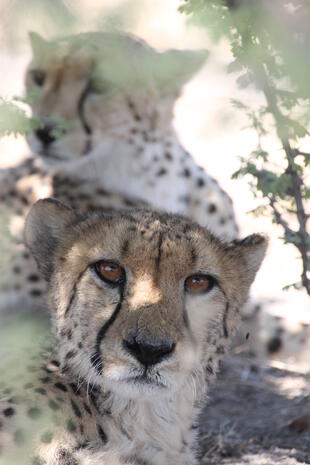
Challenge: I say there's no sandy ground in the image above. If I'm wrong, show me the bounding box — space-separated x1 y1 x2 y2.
199 354 310 465
0 1 309 463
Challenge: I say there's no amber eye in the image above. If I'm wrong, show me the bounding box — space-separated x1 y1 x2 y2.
94 260 124 285
184 274 215 295
31 69 46 87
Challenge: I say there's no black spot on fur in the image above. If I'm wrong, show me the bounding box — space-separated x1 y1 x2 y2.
156 168 167 177
65 351 77 360
51 359 60 367
208 203 217 214
66 419 77 433
89 389 100 413
41 431 53 444
28 273 40 282
83 402 92 415
206 365 214 375
96 188 109 196
30 289 42 297
35 387 47 395
3 407 15 417
267 336 282 354
182 168 191 177
54 382 68 392
71 399 82 418
197 178 205 187
97 424 108 444
124 199 137 207
27 407 41 419
47 399 60 411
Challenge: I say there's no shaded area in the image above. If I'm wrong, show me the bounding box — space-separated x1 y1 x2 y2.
199 355 310 464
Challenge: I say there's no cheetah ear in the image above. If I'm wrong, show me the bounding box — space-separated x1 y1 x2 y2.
157 49 209 94
230 234 268 289
29 32 51 59
24 198 78 280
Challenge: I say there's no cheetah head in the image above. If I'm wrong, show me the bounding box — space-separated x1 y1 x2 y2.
25 32 207 167
25 199 267 399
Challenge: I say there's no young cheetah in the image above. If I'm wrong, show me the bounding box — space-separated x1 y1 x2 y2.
0 199 267 464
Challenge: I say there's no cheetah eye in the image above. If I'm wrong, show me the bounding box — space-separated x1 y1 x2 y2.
94 260 124 286
184 274 215 295
30 69 46 87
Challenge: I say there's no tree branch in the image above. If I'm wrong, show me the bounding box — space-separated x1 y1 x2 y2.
258 66 310 295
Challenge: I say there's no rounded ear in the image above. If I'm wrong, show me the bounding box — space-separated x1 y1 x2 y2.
28 31 52 59
24 198 78 280
230 234 268 289
156 49 209 93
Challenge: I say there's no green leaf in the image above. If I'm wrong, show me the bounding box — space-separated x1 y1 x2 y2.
0 99 41 137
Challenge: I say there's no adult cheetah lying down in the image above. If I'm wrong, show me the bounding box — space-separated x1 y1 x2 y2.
0 30 237 309
0 199 267 465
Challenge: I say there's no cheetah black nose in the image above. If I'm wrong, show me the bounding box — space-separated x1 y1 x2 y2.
123 332 175 367
35 124 56 146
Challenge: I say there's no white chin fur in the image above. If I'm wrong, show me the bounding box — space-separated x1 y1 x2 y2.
102 365 175 399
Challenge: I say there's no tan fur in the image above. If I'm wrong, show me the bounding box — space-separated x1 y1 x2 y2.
0 199 267 464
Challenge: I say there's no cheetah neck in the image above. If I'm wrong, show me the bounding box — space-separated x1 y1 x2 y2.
86 369 206 464
56 124 189 213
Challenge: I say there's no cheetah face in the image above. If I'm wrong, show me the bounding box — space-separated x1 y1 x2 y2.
25 199 267 399
25 32 207 168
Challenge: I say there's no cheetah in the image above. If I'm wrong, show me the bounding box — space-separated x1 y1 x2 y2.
0 198 267 465
24 31 238 240
0 32 237 306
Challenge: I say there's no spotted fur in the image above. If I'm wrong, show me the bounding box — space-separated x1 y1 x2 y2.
25 31 238 240
0 199 267 465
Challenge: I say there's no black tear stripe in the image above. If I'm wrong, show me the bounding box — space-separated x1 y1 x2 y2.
223 302 229 338
91 283 125 374
64 269 88 317
77 82 93 155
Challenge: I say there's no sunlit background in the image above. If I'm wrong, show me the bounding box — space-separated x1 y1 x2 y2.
0 0 309 369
